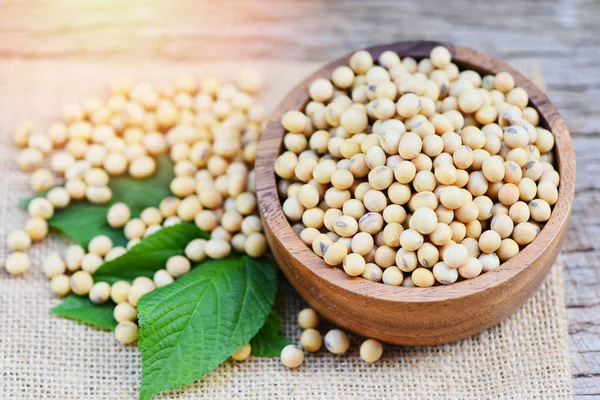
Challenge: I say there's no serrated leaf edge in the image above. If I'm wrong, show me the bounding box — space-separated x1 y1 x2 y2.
137 257 276 400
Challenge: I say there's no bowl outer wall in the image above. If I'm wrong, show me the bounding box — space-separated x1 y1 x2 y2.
255 41 575 345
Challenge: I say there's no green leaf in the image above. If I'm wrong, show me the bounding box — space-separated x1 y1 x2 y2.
21 156 174 248
137 256 276 400
93 224 208 284
107 156 174 215
50 294 117 330
49 203 127 248
250 309 293 357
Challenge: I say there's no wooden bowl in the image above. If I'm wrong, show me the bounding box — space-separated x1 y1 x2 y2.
255 41 576 345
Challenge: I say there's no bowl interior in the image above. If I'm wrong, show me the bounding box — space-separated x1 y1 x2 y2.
256 41 575 303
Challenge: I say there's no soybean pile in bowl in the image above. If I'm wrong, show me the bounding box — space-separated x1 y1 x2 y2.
256 41 575 345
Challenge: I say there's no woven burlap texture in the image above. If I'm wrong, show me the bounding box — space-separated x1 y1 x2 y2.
0 60 572 399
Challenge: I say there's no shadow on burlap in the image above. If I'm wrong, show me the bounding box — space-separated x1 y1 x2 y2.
0 60 572 399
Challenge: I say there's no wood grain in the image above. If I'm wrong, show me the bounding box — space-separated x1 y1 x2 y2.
256 41 576 345
0 0 598 394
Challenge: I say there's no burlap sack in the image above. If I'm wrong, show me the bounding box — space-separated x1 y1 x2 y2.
0 60 573 399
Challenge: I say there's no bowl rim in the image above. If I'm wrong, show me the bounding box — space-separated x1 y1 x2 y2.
256 40 575 303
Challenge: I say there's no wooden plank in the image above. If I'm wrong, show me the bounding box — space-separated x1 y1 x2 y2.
564 137 600 396
0 0 598 139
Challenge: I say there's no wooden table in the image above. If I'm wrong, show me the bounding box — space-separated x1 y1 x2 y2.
1 0 599 397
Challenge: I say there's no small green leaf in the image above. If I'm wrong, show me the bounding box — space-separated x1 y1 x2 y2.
50 294 117 330
49 203 127 248
93 224 208 283
250 309 293 357
137 256 276 400
21 156 174 248
107 156 174 215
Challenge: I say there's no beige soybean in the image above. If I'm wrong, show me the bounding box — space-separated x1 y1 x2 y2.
7 230 31 252
529 199 552 222
412 268 435 287
513 222 538 245
497 238 520 262
362 263 383 282
442 243 469 268
343 253 367 276
5 252 31 276
417 243 439 268
374 245 396 268
411 207 437 235
382 223 403 247
399 229 423 251
323 242 347 266
300 329 323 353
433 262 459 284
382 266 404 286
458 257 483 279
324 329 350 355
479 230 502 254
